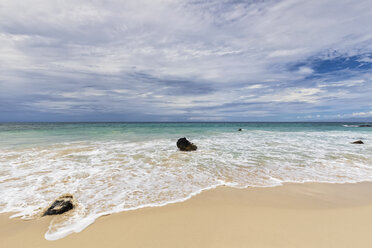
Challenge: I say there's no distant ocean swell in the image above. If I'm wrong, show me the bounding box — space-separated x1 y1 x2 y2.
0 123 371 240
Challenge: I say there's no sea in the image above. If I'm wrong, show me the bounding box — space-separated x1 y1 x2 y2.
0 122 371 239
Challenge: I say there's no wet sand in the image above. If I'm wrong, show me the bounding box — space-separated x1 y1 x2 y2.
2 182 372 248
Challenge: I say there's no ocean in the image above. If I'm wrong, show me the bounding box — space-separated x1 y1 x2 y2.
0 122 371 239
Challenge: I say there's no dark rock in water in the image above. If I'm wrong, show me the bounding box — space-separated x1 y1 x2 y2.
177 137 197 151
238 128 243 131
43 194 74 216
352 140 364 144
358 124 372 127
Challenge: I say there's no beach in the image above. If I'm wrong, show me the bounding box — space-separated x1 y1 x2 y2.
2 0 372 245
2 182 372 248
1 122 372 245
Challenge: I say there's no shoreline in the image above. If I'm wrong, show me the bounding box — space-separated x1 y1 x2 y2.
2 182 372 247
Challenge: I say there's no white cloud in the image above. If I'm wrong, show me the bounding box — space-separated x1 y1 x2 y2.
352 111 372 117
268 49 305 58
244 84 265 89
1 0 372 120
256 88 324 104
188 116 223 121
297 67 314 75
2 0 372 79
318 79 365 88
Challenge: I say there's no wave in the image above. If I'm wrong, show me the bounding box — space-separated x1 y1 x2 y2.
0 130 372 239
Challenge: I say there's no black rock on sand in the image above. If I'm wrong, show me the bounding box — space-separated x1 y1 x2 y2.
177 137 197 151
43 194 75 216
351 140 364 144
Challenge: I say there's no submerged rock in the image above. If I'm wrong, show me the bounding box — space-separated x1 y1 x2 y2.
177 137 197 151
43 194 74 216
358 124 372 127
352 140 364 144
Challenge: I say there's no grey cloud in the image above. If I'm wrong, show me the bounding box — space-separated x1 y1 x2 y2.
1 0 372 121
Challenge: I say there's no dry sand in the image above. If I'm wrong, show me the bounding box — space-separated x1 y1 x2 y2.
2 182 372 248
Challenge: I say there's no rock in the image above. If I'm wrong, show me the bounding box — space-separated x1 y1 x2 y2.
358 124 372 127
177 137 197 151
238 128 242 131
43 194 74 216
352 140 364 144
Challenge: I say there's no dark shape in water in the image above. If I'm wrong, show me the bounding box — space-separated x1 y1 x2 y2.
238 128 243 131
43 194 74 216
177 137 197 151
358 125 372 127
351 140 364 144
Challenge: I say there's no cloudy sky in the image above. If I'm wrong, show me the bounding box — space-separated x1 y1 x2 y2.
1 0 372 122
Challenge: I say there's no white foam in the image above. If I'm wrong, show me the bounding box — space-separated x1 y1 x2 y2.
343 124 359 127
0 130 372 240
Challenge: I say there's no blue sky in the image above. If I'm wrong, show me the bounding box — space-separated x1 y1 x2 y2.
1 0 372 122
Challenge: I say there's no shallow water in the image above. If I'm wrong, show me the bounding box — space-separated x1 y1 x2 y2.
0 122 371 239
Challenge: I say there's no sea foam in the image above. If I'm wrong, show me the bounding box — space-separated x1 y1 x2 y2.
0 128 372 239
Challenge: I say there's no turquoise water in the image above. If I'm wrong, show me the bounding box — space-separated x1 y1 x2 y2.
1 122 369 146
0 122 372 239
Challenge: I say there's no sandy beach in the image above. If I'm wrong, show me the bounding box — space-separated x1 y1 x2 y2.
1 182 372 248
2 0 372 245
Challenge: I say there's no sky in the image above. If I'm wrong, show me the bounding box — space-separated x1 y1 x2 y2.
1 0 372 122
